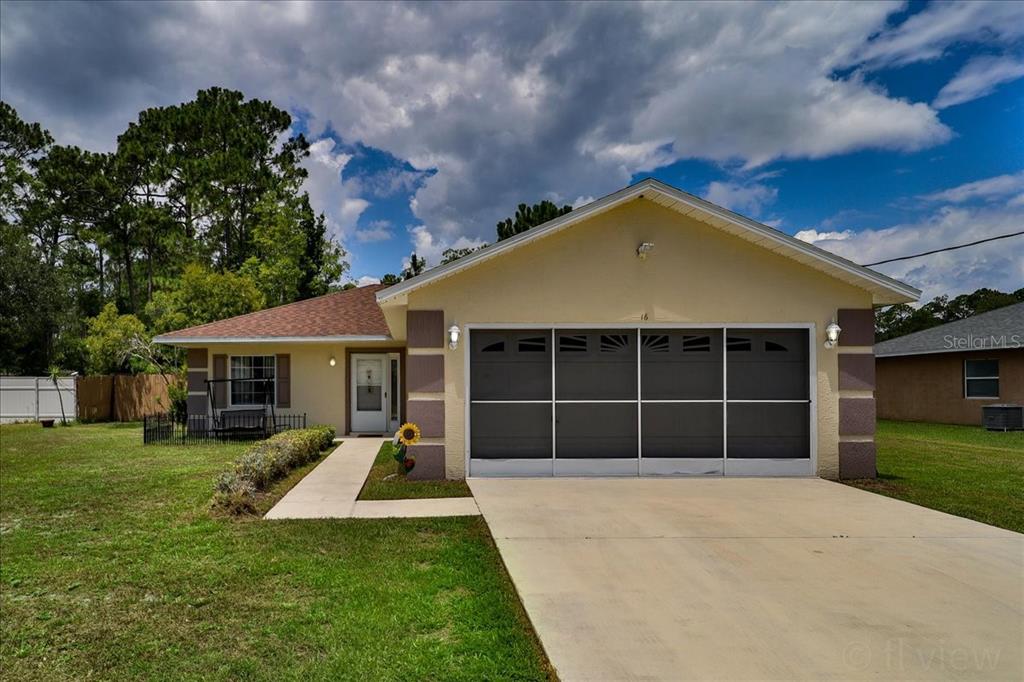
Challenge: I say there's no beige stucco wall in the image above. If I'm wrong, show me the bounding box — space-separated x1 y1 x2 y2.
185 341 403 433
401 198 874 479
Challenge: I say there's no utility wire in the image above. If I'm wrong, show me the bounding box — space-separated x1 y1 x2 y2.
863 230 1024 266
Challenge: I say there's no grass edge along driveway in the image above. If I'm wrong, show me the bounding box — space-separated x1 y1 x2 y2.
358 441 473 500
845 419 1024 533
0 423 552 681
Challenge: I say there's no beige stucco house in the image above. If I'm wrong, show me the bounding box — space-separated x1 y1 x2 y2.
155 178 919 480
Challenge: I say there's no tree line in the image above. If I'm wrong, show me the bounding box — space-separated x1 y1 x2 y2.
1 89 347 375
875 288 1023 341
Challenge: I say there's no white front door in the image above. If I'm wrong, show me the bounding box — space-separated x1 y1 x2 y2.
351 354 388 433
350 353 402 433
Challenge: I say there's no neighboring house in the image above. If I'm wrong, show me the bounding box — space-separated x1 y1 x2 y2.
875 303 1024 426
154 178 919 480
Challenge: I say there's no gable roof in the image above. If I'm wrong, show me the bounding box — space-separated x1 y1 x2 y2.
377 178 920 306
153 284 391 344
875 302 1024 358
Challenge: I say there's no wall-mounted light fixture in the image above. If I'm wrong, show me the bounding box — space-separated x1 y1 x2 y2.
824 321 842 349
637 242 655 260
448 323 461 350
329 355 337 367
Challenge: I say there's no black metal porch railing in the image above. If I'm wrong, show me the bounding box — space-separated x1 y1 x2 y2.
143 412 307 445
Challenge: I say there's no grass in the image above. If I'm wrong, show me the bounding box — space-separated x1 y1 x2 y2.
845 420 1024 533
358 441 473 501
0 423 551 681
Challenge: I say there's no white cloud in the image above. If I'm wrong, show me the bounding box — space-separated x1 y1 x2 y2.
934 55 1024 109
803 206 1024 301
407 224 486 268
794 229 854 243
352 219 393 243
0 1 1008 246
921 172 1024 203
703 181 778 216
301 137 367 240
854 1 1024 68
355 275 381 286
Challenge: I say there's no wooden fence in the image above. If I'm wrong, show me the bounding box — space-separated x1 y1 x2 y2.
77 374 180 422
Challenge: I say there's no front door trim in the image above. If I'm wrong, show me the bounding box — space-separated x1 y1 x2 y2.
345 347 406 435
465 322 817 478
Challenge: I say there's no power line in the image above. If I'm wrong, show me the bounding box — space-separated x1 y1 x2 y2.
863 230 1024 266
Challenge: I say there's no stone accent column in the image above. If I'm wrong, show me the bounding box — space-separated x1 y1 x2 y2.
406 310 446 480
837 309 876 478
185 348 209 417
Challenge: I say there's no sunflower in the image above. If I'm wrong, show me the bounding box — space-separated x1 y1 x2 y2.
397 422 421 446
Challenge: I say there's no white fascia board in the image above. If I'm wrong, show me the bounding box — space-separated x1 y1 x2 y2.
375 178 921 305
152 335 393 346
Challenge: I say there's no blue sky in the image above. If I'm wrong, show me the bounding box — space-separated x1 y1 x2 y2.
2 1 1022 300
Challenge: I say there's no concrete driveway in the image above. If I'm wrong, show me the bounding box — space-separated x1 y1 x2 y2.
470 478 1023 681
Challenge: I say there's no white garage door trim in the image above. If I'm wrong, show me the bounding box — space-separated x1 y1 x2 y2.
465 323 817 477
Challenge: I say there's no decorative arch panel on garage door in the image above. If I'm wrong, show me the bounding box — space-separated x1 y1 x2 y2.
468 326 813 477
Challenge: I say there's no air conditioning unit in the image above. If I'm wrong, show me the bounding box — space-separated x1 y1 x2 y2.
982 404 1023 432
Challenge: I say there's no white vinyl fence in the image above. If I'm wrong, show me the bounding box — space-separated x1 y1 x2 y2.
0 376 77 424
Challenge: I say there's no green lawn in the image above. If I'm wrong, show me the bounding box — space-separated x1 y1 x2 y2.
845 420 1024 533
0 423 550 681
358 442 473 500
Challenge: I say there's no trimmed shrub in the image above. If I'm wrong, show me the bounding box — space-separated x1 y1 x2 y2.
212 471 257 514
310 424 337 451
211 427 337 515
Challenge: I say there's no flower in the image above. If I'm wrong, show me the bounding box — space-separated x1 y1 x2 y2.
397 422 421 446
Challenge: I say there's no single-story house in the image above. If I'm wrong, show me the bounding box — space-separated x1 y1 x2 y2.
875 302 1023 425
154 178 920 480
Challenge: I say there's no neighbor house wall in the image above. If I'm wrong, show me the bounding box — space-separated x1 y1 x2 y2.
876 349 1024 425
401 198 875 479
182 341 403 433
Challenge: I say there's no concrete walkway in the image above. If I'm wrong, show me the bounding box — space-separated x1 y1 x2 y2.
472 477 1023 681
264 438 479 519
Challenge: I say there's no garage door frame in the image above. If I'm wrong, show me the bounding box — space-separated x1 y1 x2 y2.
465 323 817 477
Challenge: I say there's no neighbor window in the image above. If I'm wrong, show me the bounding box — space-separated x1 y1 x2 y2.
964 359 998 399
230 356 276 405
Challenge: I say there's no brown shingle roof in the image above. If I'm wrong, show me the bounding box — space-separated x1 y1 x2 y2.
154 285 391 341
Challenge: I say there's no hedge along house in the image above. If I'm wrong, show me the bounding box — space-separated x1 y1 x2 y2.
155 178 919 480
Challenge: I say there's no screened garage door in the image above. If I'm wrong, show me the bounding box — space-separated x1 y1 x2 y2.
468 328 812 477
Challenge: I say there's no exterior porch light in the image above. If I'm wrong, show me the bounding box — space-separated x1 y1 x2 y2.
448 323 461 350
329 355 336 367
824 321 842 349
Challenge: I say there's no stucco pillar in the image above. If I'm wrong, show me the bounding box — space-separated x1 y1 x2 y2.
836 309 876 478
405 310 446 480
185 348 209 417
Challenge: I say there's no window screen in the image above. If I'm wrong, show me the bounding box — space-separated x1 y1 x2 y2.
965 359 999 398
727 403 810 459
726 330 808 400
642 403 723 458
556 403 637 458
641 330 722 400
556 330 636 400
471 331 551 400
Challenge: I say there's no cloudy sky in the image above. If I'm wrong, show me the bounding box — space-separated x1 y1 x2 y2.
2 0 1022 300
